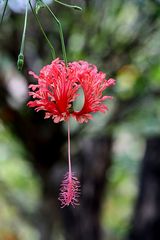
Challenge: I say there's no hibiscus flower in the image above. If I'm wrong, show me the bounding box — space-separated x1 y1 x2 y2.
28 58 115 207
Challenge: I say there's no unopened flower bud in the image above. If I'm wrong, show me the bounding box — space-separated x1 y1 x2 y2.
17 53 24 71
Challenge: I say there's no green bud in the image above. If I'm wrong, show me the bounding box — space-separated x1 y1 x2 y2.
36 0 45 14
17 53 24 71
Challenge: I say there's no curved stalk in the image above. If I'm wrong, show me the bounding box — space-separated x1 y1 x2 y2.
17 0 28 70
20 1 28 56
55 0 82 11
43 2 67 65
29 0 56 59
0 0 8 27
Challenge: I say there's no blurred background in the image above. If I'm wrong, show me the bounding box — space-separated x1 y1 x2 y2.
0 0 160 240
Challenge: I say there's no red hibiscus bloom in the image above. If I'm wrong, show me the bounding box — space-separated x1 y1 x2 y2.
27 58 115 208
28 58 115 123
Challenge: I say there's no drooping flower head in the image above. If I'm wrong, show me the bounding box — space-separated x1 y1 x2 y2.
28 58 115 123
27 58 116 207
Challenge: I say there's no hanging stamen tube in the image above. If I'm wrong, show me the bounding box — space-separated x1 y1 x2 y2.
68 119 72 178
58 119 81 208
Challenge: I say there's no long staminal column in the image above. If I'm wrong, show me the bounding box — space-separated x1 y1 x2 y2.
58 120 81 208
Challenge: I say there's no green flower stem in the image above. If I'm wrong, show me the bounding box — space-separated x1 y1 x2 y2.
20 1 28 56
29 0 56 59
0 0 8 27
17 1 28 70
55 0 82 11
43 2 67 65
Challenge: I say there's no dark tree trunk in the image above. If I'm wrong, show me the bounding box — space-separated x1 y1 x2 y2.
128 136 160 240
